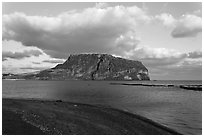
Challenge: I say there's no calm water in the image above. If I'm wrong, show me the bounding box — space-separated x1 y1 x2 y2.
2 80 202 135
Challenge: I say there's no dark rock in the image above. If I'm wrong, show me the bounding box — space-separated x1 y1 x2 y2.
52 54 150 80
4 54 150 81
2 73 16 79
179 85 202 91
56 100 62 102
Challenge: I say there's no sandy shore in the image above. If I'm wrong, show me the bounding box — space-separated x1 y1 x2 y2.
2 98 181 135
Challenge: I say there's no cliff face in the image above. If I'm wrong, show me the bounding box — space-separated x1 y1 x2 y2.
49 54 150 80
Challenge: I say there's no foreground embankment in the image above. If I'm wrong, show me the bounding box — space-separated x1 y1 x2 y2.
2 98 181 135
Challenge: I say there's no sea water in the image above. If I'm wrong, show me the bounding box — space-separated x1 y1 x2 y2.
2 80 202 134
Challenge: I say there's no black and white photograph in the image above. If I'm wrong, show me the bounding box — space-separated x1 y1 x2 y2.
2 2 202 135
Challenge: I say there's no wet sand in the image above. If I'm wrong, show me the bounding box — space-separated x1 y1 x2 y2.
2 98 181 135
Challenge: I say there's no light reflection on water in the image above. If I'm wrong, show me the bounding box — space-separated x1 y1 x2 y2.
2 80 202 135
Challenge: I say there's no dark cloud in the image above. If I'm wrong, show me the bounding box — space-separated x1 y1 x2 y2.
171 14 202 38
43 49 68 59
20 66 49 70
32 61 41 64
193 10 202 17
187 51 202 58
43 59 65 64
2 50 42 60
2 58 7 61
171 27 202 38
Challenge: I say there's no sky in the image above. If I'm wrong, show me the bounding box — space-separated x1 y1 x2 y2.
2 2 202 80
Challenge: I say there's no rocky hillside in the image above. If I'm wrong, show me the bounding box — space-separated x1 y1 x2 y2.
4 54 150 81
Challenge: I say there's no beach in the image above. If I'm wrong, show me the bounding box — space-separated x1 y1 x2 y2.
2 98 181 135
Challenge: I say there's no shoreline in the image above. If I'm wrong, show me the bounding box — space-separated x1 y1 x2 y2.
110 82 202 91
2 98 181 135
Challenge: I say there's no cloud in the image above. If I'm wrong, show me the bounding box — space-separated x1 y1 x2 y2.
187 51 202 58
155 13 176 27
193 10 202 17
3 5 151 58
2 49 42 60
20 66 49 70
2 40 44 60
121 46 188 67
118 44 201 73
43 59 65 64
2 40 66 73
142 49 202 80
171 14 202 38
32 61 41 64
155 13 202 38
95 2 109 9
2 58 8 61
114 31 141 55
43 49 69 59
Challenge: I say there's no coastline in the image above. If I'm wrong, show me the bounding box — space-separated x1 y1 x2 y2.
2 98 181 135
110 82 202 91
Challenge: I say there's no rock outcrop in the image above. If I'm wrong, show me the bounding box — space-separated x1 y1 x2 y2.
4 54 150 81
50 54 149 80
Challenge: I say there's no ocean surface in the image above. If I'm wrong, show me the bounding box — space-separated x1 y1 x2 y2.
2 80 202 135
